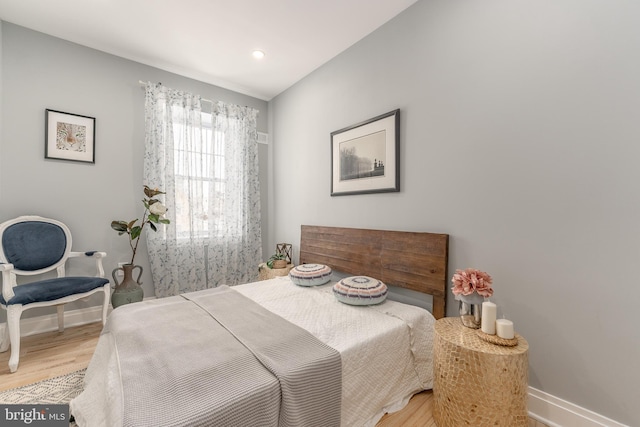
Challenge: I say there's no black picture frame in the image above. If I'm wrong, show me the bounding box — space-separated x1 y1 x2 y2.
45 109 96 164
331 109 400 196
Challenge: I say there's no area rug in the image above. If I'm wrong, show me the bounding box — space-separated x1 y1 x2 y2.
0 369 85 404
0 369 84 426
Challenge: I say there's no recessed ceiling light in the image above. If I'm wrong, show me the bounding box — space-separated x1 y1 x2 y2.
252 50 265 59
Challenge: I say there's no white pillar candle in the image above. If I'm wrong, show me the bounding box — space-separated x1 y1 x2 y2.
481 301 497 335
496 319 515 339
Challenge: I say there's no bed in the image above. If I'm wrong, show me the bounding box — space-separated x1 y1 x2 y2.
70 225 449 427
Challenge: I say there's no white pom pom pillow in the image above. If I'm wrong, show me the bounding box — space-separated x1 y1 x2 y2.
289 264 332 287
333 276 388 306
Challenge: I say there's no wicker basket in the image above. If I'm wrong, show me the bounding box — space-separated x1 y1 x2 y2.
272 259 287 269
258 262 293 281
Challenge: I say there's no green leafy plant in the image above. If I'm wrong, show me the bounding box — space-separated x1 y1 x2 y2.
266 253 287 269
111 185 170 265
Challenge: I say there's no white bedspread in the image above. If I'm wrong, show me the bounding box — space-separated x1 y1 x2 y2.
71 276 435 427
236 277 435 427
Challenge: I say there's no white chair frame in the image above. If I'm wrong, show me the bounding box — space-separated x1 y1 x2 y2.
0 215 110 373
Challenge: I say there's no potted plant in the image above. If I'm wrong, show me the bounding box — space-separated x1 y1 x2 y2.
110 185 170 307
266 253 288 269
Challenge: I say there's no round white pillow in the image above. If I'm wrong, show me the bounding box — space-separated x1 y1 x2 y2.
289 264 332 287
333 276 388 306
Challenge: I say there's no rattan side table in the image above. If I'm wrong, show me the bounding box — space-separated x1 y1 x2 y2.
433 317 529 427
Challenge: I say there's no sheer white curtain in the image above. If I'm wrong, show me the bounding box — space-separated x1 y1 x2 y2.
143 82 262 297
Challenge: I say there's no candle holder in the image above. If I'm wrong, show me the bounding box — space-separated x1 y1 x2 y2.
276 243 293 264
476 329 519 347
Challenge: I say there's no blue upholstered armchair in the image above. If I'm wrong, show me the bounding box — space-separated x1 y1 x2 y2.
0 216 110 373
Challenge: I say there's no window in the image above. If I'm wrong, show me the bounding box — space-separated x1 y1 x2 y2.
144 82 261 294
172 110 225 239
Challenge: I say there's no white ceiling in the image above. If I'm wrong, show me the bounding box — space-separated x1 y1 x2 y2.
0 0 418 100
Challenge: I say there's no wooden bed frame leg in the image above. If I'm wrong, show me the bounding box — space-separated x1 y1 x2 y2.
433 296 446 320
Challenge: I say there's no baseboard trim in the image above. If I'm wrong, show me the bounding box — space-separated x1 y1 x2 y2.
18 306 107 337
528 386 629 427
2 297 157 338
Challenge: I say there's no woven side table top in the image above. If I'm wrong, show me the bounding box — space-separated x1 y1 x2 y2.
436 316 529 355
433 317 529 427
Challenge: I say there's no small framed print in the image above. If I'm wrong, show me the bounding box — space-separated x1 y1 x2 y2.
45 109 96 163
331 109 400 196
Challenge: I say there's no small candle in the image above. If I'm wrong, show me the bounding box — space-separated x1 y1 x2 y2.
481 301 497 335
496 319 515 339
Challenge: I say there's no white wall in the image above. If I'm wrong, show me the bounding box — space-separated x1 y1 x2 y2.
269 0 640 425
0 23 269 318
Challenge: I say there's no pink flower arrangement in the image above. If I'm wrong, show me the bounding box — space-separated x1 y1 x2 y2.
451 268 493 297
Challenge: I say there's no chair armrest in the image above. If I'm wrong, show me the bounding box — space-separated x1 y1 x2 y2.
68 251 107 259
0 263 16 303
67 251 108 278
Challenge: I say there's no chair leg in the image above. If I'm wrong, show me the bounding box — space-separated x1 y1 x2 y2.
101 283 110 325
6 305 22 373
57 305 65 332
0 322 9 353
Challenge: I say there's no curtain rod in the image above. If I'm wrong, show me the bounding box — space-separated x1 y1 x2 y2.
138 80 214 104
137 80 259 116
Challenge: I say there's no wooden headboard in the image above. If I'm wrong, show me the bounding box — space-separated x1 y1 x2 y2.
299 225 449 319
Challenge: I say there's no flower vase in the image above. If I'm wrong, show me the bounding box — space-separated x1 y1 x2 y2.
458 292 484 329
111 264 144 308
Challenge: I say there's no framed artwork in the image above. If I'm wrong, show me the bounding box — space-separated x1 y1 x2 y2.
45 109 96 163
331 109 399 196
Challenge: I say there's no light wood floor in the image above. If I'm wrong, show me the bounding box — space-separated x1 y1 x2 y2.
0 322 103 391
0 322 548 427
